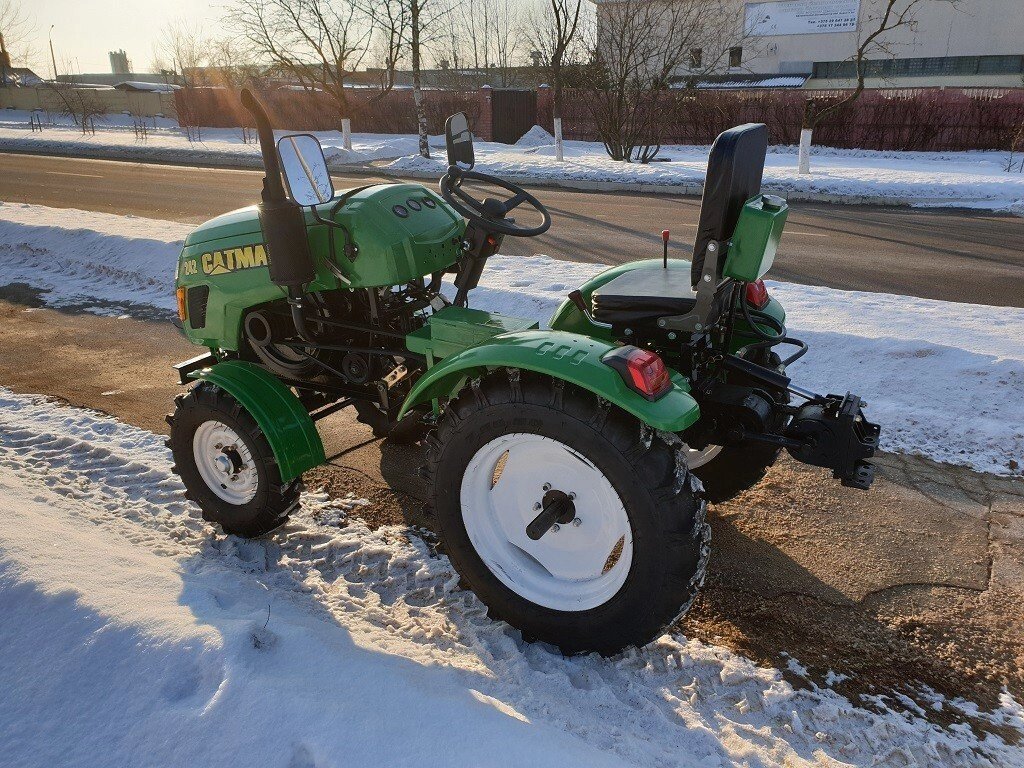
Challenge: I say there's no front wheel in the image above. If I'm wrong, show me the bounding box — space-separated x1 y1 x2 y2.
424 370 710 655
167 382 301 537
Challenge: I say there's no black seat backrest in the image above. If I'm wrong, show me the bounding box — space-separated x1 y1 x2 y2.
691 123 768 287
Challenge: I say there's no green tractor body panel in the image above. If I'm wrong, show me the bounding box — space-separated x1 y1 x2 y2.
397 330 701 433
723 195 789 283
549 257 786 354
188 360 326 482
176 184 465 351
406 305 540 360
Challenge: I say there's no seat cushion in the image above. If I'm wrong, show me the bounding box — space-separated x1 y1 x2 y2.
592 267 698 325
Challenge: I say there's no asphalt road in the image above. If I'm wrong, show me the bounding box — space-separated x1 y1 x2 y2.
3 151 1022 307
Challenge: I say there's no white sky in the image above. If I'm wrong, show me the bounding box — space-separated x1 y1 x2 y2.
24 1 222 75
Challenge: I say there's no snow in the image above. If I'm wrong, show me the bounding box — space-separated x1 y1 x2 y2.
3 109 1024 210
0 201 1021 476
1 387 1021 767
0 202 183 318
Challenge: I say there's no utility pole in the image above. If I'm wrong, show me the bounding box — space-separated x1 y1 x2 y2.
49 25 58 82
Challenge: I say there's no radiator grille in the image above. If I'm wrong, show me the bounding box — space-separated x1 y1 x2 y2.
187 285 209 329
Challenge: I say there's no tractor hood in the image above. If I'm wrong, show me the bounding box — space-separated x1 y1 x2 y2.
184 206 263 247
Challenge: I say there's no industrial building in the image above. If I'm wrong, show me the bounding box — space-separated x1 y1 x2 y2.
596 0 1024 89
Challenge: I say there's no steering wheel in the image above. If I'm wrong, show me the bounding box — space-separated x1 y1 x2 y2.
439 168 551 237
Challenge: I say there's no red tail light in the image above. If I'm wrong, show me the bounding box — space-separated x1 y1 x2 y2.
745 279 769 310
603 347 672 400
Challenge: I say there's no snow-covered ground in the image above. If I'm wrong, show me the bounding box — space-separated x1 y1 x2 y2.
1 201 1021 476
3 109 1024 211
1 388 1022 767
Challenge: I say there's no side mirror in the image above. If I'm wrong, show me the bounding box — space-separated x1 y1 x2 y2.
277 133 334 207
445 112 475 169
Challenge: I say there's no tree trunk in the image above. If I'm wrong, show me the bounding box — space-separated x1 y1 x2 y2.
411 0 429 159
799 98 816 174
798 128 812 174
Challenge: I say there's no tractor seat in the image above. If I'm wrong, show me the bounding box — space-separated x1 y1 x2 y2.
592 267 698 325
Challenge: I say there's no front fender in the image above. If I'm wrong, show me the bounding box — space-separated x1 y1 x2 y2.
188 360 325 483
397 330 700 433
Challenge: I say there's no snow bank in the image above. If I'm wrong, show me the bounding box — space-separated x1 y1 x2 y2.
0 202 184 317
1 388 1021 767
515 124 555 148
3 110 1023 209
0 202 1020 475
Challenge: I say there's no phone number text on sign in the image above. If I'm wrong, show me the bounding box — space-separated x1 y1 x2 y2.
745 0 860 36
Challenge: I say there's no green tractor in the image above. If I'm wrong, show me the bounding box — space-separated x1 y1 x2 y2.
168 90 879 654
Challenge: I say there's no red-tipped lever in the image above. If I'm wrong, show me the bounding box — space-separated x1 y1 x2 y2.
662 229 670 269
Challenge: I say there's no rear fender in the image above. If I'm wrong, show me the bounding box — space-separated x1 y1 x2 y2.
397 330 700 432
188 360 325 482
548 258 787 354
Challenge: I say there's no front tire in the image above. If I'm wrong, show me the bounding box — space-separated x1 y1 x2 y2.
424 370 710 655
167 382 301 537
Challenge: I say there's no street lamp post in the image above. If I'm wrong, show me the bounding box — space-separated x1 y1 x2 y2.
49 25 58 82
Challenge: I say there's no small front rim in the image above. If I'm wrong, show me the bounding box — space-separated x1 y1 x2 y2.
192 420 259 505
683 444 723 469
460 433 633 612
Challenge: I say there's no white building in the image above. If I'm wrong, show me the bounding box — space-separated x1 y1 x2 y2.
596 0 1024 89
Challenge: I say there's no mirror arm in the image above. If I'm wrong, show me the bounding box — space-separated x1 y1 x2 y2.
312 208 359 263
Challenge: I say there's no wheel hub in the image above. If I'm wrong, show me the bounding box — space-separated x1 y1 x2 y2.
192 421 259 505
460 433 633 612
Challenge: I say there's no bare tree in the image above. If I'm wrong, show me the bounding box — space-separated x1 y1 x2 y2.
386 0 452 157
361 0 409 98
409 0 431 156
587 0 741 163
798 0 930 173
434 0 528 85
0 0 34 86
525 0 587 160
487 0 526 87
156 19 210 88
227 0 371 120
47 83 107 131
206 37 265 90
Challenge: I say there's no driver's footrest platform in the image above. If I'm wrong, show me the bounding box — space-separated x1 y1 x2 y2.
408 306 538 362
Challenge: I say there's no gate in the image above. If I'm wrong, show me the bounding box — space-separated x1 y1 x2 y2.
489 89 537 144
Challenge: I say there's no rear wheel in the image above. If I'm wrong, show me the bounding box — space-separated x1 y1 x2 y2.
167 382 301 537
686 352 789 503
424 370 710 655
688 438 785 503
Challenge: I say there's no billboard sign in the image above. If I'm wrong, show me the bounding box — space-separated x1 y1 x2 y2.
745 0 860 36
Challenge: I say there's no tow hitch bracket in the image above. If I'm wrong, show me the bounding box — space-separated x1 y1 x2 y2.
786 392 881 490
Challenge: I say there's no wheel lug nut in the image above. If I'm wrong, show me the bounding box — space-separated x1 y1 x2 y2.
533 502 542 511
572 517 582 527
552 524 560 532
543 483 551 491
569 492 576 500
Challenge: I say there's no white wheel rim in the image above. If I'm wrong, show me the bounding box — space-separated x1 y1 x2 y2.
192 420 259 505
460 433 633 612
682 444 722 469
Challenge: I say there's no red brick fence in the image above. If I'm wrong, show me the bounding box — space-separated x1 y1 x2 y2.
175 85 1024 153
